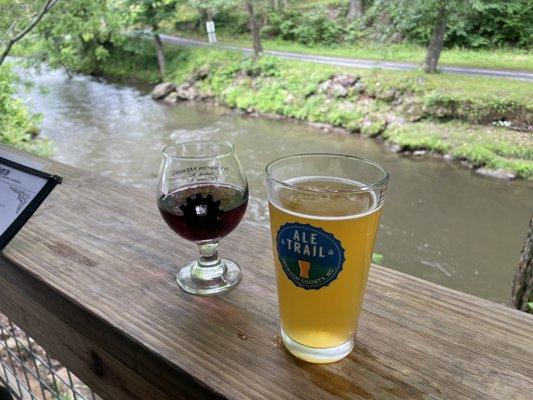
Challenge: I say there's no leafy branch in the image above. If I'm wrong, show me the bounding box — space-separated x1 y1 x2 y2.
0 0 60 67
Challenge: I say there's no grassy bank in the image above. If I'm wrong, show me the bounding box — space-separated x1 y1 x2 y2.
98 41 533 178
384 122 532 178
172 31 533 72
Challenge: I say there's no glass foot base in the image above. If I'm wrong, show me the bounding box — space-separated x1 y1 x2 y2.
281 328 354 363
177 258 241 295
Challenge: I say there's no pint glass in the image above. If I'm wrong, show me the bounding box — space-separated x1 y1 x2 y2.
265 154 389 363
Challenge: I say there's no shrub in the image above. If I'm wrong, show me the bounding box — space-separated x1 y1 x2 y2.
261 9 344 46
364 0 533 49
0 66 51 156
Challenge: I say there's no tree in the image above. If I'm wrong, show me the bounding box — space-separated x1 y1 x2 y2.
0 0 60 67
35 0 124 75
128 0 180 80
347 0 364 22
364 0 461 73
422 1 448 73
270 0 288 10
187 0 240 33
0 66 50 156
246 1 263 57
512 217 533 312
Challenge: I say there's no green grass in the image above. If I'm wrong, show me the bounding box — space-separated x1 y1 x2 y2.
173 30 533 72
350 67 533 104
384 121 533 178
158 43 533 105
357 68 532 126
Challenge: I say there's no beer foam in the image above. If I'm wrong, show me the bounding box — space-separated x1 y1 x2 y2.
269 176 381 221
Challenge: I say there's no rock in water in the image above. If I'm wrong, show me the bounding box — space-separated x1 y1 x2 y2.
163 92 179 103
460 161 474 169
151 82 175 100
175 84 199 101
388 143 402 153
475 167 516 180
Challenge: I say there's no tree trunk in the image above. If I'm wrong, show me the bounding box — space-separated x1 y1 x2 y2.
246 1 263 57
271 0 279 10
422 4 448 73
152 27 166 81
347 0 364 21
282 0 288 10
511 217 533 312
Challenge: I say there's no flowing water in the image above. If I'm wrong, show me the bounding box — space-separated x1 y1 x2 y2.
18 68 533 303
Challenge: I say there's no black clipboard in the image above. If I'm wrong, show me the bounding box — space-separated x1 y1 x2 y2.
0 156 62 251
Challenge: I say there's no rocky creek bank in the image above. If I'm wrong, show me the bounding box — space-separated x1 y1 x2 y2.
150 67 531 180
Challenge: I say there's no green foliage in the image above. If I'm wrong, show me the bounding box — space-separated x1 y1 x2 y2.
239 56 280 77
446 0 533 48
128 0 179 29
0 1 42 34
361 121 385 137
0 0 57 65
178 7 250 36
364 0 533 49
261 9 344 45
187 0 241 15
95 36 164 83
35 0 125 74
178 0 532 50
0 65 51 156
171 0 248 36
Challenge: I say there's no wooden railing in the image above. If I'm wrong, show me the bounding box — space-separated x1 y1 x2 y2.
0 145 532 399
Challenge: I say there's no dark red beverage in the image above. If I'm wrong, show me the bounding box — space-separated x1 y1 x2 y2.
158 183 248 242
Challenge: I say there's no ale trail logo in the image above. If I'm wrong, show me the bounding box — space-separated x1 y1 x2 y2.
276 222 345 290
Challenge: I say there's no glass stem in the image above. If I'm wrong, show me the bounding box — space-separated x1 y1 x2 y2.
191 242 226 281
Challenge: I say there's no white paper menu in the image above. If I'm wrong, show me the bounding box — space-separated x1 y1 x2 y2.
0 161 48 234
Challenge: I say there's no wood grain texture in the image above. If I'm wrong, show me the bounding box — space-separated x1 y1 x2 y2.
0 145 532 400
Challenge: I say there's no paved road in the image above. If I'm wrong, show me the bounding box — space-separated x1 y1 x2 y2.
160 34 533 81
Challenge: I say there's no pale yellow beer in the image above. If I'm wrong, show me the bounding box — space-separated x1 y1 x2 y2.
266 155 388 363
269 178 381 348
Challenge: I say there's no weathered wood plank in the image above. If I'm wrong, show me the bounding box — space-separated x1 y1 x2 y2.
0 145 532 400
